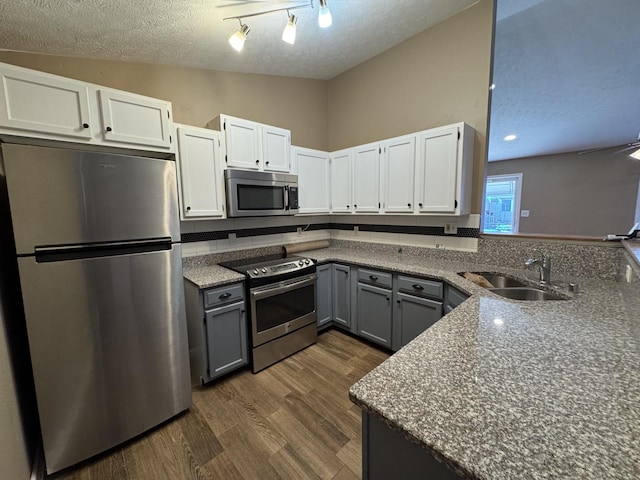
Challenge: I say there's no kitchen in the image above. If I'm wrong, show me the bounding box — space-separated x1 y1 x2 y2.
1 0 639 479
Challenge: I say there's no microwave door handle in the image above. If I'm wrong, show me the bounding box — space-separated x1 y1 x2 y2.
284 185 290 210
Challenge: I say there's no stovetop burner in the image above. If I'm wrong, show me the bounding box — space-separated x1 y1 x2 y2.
219 254 316 281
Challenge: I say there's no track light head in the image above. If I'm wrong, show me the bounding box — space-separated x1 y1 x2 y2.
282 13 297 45
318 0 332 28
229 23 250 52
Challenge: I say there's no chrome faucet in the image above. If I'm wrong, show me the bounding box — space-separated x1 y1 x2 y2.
525 254 551 285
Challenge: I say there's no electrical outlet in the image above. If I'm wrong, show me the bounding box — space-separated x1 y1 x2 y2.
444 222 458 234
354 226 359 233
296 227 302 236
228 232 236 245
435 243 446 249
521 210 530 218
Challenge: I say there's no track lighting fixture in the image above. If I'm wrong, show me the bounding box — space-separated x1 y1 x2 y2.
223 0 332 52
318 0 332 28
282 13 297 45
228 22 249 52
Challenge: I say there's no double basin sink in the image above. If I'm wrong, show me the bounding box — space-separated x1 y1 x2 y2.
459 272 568 301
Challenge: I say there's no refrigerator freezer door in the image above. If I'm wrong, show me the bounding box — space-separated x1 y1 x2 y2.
17 245 191 474
2 143 180 255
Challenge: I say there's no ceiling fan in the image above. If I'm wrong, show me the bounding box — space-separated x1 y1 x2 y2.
578 132 640 157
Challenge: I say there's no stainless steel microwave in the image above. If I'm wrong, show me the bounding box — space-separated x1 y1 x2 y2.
225 169 299 217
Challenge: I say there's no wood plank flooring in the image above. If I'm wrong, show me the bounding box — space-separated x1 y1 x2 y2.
49 329 389 480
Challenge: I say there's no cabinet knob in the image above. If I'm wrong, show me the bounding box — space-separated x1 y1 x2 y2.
347 205 350 208
256 160 260 164
266 161 270 165
408 203 411 207
106 126 112 132
354 204 357 208
412 284 424 291
369 275 378 281
419 203 423 207
186 206 191 211
82 123 89 129
219 292 232 300
397 299 401 304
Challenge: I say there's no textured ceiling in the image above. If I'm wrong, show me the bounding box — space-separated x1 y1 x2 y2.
0 0 478 80
489 0 640 161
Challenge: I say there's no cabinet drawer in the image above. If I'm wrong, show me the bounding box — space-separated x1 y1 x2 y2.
204 283 244 309
357 268 392 289
397 276 443 300
447 287 468 309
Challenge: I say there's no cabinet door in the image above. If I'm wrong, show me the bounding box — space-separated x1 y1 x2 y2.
177 126 225 219
205 301 248 379
394 293 442 350
98 89 172 148
295 147 330 214
353 143 381 213
332 264 351 329
383 135 416 213
330 149 353 213
417 126 459 213
222 115 261 170
261 125 291 172
316 264 333 329
357 283 392 348
0 64 92 140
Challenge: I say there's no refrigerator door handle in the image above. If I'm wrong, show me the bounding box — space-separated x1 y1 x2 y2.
33 237 174 263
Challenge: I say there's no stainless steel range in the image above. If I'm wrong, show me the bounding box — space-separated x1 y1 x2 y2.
220 254 317 372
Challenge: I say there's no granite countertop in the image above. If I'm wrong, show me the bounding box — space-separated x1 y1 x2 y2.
183 264 246 289
183 246 640 479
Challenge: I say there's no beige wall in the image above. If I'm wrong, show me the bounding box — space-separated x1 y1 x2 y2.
0 52 329 151
327 0 494 213
487 149 640 236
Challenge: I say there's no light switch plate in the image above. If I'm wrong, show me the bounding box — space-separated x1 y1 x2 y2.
521 210 530 217
444 222 458 234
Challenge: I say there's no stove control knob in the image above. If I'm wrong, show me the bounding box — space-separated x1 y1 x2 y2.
304 259 310 265
298 260 304 266
253 269 259 275
261 268 267 273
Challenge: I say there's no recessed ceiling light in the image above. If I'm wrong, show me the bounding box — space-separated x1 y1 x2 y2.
504 134 517 141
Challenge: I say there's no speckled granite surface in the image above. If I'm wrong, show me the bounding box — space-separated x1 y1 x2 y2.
183 244 640 479
182 265 245 289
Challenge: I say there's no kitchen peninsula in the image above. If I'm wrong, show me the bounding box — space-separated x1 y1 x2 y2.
185 240 640 480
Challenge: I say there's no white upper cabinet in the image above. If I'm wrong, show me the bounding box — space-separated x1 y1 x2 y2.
293 146 330 214
98 89 172 149
353 142 381 213
330 148 353 213
0 63 93 140
176 125 225 220
0 62 175 153
211 114 291 172
261 125 291 172
382 134 416 213
416 123 473 215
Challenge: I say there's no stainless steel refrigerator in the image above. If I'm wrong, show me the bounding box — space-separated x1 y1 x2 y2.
1 143 191 474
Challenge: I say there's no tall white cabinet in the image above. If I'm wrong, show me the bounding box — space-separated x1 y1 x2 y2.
382 134 416 213
176 125 225 220
353 142 381 213
293 146 331 214
330 149 353 213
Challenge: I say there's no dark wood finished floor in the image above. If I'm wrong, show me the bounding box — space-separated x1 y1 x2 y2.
49 329 389 480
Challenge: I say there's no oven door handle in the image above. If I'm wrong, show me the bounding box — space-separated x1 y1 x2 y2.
250 274 317 301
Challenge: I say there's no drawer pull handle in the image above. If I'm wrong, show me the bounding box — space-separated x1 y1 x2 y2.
219 292 232 300
412 284 424 290
369 275 378 281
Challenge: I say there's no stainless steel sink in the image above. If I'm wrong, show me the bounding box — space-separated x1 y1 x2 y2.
458 272 527 288
489 287 567 301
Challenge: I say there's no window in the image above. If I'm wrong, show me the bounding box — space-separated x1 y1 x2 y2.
483 173 522 234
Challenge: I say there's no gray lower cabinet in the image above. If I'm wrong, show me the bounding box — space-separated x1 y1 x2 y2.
332 263 351 329
316 264 333 329
357 282 393 348
184 280 248 386
393 292 442 350
205 300 248 380
363 412 461 480
445 285 468 313
392 275 443 351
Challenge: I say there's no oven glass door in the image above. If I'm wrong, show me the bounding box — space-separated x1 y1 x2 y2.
250 274 317 347
237 184 286 211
